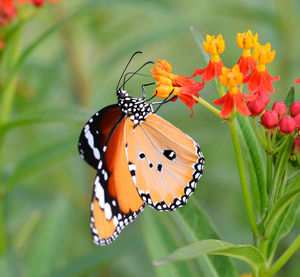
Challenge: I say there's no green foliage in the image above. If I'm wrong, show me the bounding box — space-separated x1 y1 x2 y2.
154 239 265 275
174 198 238 277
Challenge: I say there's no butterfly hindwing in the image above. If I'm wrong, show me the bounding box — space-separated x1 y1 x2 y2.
91 167 144 245
125 113 204 211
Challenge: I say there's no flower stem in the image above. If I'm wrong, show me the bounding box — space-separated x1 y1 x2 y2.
217 79 225 96
271 135 289 154
267 234 300 277
0 28 21 256
228 120 259 236
251 117 268 150
193 95 221 117
266 154 272 194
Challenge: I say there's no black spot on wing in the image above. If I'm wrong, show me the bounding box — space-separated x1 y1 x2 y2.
163 149 176 161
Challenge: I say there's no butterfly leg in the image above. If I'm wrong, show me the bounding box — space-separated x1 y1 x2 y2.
151 91 177 113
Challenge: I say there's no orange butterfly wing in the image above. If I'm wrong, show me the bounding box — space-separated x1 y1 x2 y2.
124 113 204 211
80 106 144 245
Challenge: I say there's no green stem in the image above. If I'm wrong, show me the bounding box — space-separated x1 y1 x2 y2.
193 95 221 117
251 117 268 150
266 130 272 152
0 27 21 256
277 167 288 198
228 120 259 236
271 135 289 154
266 154 272 194
217 79 225 96
267 235 300 277
269 138 292 207
0 77 17 124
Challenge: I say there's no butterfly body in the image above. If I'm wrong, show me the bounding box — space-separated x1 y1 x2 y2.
79 64 204 246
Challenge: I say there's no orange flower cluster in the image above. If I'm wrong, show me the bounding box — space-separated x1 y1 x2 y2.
151 30 298 119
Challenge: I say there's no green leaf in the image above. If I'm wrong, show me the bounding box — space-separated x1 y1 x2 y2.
283 87 295 111
236 115 267 215
154 239 265 274
173 198 238 277
190 27 209 64
267 195 300 261
25 197 69 277
0 107 91 137
143 210 196 277
264 188 300 238
5 136 77 192
269 136 293 205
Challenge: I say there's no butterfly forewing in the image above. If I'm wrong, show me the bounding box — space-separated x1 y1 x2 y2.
78 104 121 170
79 105 144 245
125 113 204 211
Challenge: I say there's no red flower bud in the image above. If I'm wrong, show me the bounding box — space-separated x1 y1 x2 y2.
272 101 287 116
293 137 300 152
32 0 45 7
247 88 270 116
295 78 300 84
279 116 296 135
260 110 278 129
294 114 300 129
290 102 300 117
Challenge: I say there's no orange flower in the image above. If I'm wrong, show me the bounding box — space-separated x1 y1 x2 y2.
237 30 257 75
213 65 256 118
189 34 225 81
151 59 204 117
244 43 279 94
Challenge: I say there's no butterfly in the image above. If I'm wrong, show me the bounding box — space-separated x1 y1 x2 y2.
78 52 205 246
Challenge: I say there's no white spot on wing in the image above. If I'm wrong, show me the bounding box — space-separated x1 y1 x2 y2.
113 216 118 227
104 203 112 220
95 178 105 209
84 125 100 160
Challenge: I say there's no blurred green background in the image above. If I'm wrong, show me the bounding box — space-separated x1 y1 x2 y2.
0 0 300 276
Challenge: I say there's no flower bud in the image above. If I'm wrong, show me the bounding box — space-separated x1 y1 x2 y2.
32 0 45 7
247 88 270 116
294 114 300 129
290 102 300 117
260 110 278 129
272 101 287 116
279 116 296 135
293 137 300 152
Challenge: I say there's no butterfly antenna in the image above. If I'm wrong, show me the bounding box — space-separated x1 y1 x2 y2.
117 61 155 92
123 72 152 87
116 51 143 92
